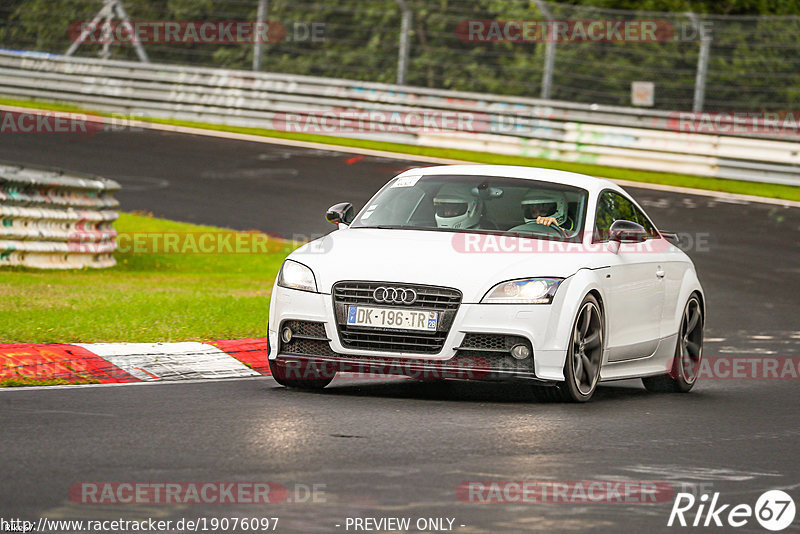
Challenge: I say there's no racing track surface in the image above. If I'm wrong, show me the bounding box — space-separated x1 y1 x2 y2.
1 127 799 533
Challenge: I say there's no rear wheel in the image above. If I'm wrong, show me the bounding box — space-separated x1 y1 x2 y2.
268 358 334 390
534 294 604 403
642 294 703 393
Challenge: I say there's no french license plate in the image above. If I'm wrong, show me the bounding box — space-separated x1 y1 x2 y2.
346 306 438 332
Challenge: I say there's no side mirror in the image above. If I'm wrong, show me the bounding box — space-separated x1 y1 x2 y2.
660 231 681 246
326 202 354 226
608 220 648 244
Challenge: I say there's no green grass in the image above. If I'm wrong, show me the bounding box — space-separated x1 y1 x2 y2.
2 96 798 202
0 212 295 343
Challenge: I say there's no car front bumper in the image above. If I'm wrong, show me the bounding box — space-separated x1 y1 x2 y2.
268 285 571 383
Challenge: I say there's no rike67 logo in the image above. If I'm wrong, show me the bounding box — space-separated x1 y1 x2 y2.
668 490 796 531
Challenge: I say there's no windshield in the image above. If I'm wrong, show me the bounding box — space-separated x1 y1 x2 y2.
351 174 588 240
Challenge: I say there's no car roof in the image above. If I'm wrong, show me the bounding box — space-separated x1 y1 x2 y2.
396 165 621 195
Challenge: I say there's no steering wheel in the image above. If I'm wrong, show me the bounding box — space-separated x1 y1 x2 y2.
513 222 568 239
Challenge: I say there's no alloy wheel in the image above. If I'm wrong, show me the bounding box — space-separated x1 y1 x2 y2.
678 297 703 384
572 301 603 396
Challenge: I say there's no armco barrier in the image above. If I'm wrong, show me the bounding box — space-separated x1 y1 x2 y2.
0 161 119 269
1 49 799 185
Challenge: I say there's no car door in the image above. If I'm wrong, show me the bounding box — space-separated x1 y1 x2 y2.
594 191 666 361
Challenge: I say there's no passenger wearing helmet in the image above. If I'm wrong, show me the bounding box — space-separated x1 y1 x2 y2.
520 190 574 231
433 184 484 229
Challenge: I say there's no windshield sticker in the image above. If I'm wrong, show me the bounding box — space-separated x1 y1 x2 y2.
391 175 422 188
360 204 378 219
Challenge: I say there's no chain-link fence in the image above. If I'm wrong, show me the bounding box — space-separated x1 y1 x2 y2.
1 0 799 112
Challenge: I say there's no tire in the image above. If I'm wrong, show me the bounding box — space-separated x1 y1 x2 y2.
533 294 604 403
642 294 703 393
268 358 334 390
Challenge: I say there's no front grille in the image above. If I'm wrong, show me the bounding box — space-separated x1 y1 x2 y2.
280 320 335 356
459 334 528 352
282 338 336 356
283 320 327 339
455 334 535 375
332 281 462 354
333 281 461 309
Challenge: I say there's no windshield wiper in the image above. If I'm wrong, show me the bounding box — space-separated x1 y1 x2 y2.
359 225 421 230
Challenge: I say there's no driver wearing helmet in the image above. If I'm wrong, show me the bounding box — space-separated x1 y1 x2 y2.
521 190 574 231
433 184 484 229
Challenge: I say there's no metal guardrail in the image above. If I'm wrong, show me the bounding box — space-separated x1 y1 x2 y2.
0 160 119 269
0 49 799 186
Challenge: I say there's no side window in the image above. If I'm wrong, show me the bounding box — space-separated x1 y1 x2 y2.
620 195 658 237
632 203 658 238
594 192 616 241
594 191 658 241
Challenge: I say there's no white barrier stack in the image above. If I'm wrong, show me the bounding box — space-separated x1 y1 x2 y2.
0 162 119 269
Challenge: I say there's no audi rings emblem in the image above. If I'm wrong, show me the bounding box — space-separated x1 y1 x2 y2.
373 286 417 305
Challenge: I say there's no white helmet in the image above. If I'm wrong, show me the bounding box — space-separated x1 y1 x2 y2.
522 190 568 226
433 184 482 229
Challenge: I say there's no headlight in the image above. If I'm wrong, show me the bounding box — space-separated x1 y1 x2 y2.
481 277 563 304
277 260 318 292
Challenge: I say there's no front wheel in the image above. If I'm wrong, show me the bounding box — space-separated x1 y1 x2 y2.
534 294 604 403
642 294 703 393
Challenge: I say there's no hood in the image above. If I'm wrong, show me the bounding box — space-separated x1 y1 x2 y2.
288 228 611 303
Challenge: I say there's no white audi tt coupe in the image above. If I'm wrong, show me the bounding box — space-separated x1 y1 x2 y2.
268 165 704 402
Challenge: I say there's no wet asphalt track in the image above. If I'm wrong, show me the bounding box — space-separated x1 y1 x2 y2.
1 127 799 533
